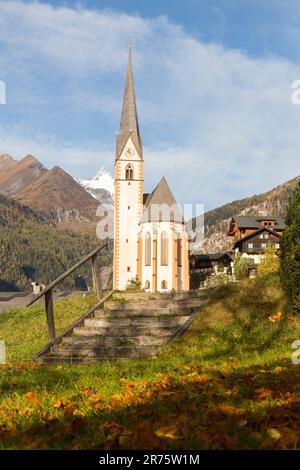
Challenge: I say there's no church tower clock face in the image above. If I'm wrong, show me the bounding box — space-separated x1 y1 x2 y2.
126 147 135 157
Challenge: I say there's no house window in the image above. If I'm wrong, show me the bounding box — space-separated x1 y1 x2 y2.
275 243 280 249
127 266 131 272
161 280 167 289
261 243 267 249
145 232 151 266
125 164 133 180
161 232 168 266
247 243 253 249
177 237 182 267
264 233 269 239
259 234 264 239
145 280 150 289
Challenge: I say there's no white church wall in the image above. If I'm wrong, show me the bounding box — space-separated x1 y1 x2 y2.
114 137 143 290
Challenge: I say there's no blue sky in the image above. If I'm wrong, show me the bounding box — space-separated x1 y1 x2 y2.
0 0 299 211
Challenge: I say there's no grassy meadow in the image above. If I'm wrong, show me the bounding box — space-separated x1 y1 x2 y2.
0 279 299 449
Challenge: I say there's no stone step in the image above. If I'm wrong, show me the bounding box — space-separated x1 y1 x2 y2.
95 306 195 317
84 316 190 329
105 299 205 310
49 345 159 358
62 335 170 347
73 325 177 337
111 290 212 301
38 356 136 364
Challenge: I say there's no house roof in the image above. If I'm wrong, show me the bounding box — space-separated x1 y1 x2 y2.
116 46 143 160
141 177 184 223
233 215 285 230
190 252 233 262
234 226 281 246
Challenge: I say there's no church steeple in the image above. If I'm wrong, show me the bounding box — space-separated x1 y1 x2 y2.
116 46 142 160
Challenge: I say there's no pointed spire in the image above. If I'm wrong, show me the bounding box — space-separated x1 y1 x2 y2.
116 45 143 160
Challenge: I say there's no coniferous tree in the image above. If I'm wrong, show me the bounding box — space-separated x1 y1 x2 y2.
280 183 300 312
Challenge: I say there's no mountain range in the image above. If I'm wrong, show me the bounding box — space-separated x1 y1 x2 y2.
0 154 100 223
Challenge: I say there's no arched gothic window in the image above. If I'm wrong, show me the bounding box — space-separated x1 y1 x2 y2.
125 164 133 180
161 280 168 289
161 231 168 266
145 232 151 266
145 280 150 289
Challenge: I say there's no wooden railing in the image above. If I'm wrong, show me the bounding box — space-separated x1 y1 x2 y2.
27 241 109 344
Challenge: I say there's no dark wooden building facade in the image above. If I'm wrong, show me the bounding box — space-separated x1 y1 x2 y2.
228 216 285 256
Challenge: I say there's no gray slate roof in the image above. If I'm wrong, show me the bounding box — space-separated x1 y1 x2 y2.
234 215 285 230
116 47 143 160
141 177 184 223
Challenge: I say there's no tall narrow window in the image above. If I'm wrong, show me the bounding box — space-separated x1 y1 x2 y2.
145 232 151 266
161 232 168 266
177 237 182 267
125 164 133 180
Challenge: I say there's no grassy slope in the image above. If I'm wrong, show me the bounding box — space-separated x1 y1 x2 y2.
0 294 98 363
0 280 299 450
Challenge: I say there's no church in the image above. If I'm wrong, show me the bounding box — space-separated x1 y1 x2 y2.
113 47 190 292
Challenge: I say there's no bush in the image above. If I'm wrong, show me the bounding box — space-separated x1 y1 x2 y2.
257 245 280 277
233 252 253 280
280 182 300 313
125 277 142 292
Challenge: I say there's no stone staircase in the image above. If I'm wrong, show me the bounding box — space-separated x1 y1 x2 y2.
37 290 215 364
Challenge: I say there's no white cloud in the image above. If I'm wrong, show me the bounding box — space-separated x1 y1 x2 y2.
0 0 299 211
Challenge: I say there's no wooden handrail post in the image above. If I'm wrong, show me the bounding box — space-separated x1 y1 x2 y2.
45 289 55 342
91 254 102 301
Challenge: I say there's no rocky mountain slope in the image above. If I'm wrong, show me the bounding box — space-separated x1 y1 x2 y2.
195 175 300 253
0 154 99 223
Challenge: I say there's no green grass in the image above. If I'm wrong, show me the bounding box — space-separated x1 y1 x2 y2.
0 293 98 363
0 279 299 450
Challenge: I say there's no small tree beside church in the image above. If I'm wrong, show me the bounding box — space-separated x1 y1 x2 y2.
280 183 300 313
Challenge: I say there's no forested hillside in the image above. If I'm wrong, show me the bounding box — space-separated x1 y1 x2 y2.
0 194 110 292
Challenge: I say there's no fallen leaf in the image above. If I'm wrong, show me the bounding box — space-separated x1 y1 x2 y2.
155 425 179 440
267 428 281 441
25 391 41 406
255 388 272 398
218 403 245 416
268 311 282 323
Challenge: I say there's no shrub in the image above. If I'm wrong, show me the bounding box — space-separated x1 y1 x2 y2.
125 277 142 292
280 182 300 313
233 252 253 280
257 245 280 277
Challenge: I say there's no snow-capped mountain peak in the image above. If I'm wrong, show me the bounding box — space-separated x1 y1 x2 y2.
75 167 114 204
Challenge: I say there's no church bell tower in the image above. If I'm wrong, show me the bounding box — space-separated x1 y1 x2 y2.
113 46 143 290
